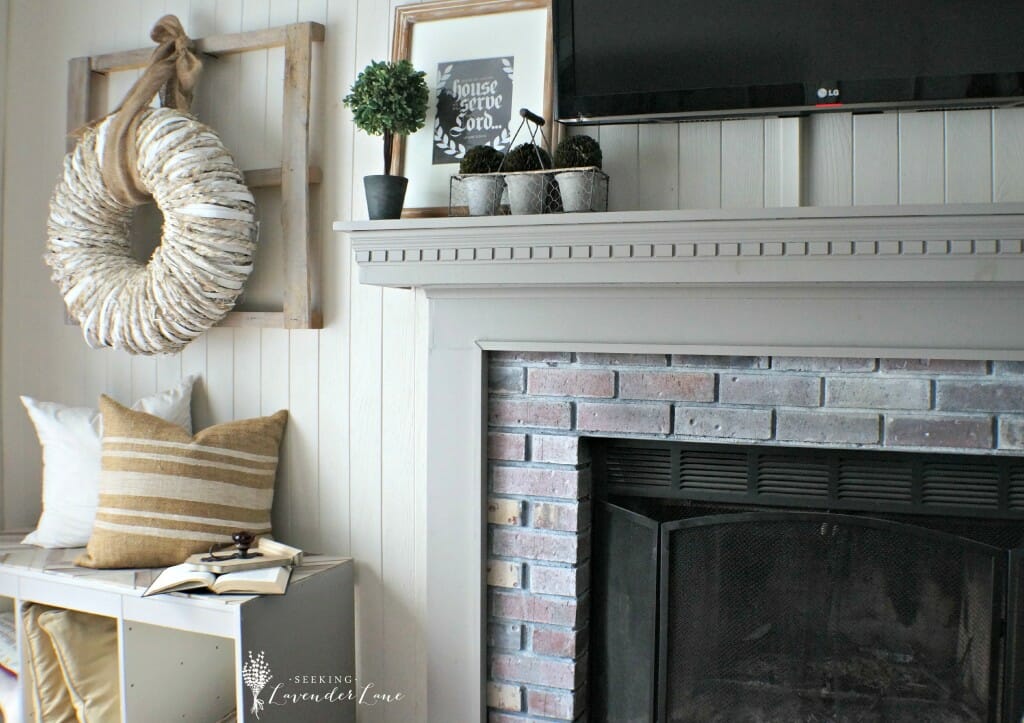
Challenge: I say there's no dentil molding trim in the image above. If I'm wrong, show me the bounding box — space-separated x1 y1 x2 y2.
335 203 1024 289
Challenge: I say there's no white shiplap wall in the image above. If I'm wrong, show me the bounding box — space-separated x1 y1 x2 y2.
2 2 1023 720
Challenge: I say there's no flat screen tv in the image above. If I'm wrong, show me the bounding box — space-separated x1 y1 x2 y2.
554 0 1024 123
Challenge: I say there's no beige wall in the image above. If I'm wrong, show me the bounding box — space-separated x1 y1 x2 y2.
2 1 1023 721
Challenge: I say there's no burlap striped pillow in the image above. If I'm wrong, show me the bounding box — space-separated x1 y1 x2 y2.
76 396 288 569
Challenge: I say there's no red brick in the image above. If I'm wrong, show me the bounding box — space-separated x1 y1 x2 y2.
488 712 530 723
674 406 772 440
490 399 572 429
527 686 584 719
487 682 523 712
492 466 589 499
491 351 573 363
530 564 589 597
994 362 1024 375
531 627 585 658
618 371 714 401
999 416 1024 450
489 432 527 461
720 374 821 407
490 366 526 393
492 528 580 563
772 356 876 372
491 653 582 689
576 402 671 434
576 353 668 366
672 355 769 369
491 591 582 627
531 435 585 464
489 497 524 526
776 410 880 445
936 381 1024 412
880 358 988 375
488 560 524 589
885 415 993 449
531 500 589 532
528 369 615 398
488 622 524 651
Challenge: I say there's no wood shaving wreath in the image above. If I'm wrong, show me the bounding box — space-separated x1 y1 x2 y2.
45 15 257 356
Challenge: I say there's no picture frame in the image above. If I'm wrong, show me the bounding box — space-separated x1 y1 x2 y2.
392 0 554 217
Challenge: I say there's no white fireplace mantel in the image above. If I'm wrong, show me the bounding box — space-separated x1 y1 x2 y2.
335 203 1024 723
338 203 1024 291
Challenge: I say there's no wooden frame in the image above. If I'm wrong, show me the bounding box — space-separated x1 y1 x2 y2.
391 0 554 218
66 22 325 329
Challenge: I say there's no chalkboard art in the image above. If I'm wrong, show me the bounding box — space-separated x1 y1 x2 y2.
432 57 514 164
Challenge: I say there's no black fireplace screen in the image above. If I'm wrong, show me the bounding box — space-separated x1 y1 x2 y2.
661 512 1001 722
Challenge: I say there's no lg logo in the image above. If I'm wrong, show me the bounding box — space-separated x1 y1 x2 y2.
817 87 840 99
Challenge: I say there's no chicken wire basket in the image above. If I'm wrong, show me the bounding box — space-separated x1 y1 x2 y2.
449 167 608 216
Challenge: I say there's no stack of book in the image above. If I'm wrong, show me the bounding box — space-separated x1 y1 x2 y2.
144 538 303 596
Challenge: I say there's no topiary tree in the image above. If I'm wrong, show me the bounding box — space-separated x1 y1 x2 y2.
502 143 552 172
553 134 603 169
459 145 505 174
343 59 429 175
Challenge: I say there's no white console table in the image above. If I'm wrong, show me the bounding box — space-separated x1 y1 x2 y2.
0 533 354 723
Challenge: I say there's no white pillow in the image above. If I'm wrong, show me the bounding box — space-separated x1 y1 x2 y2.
20 376 197 548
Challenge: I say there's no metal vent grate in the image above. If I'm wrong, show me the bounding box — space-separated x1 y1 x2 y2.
679 449 747 493
603 445 673 488
838 458 914 503
756 454 829 498
921 462 999 509
593 440 1024 519
1010 467 1024 510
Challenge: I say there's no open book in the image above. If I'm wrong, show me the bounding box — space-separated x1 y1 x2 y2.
183 538 303 574
143 565 292 597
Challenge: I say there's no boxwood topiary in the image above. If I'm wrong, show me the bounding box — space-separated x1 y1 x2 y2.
502 143 552 172
553 134 603 169
459 145 505 174
343 59 429 175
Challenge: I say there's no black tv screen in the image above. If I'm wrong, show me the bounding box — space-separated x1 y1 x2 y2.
554 0 1024 122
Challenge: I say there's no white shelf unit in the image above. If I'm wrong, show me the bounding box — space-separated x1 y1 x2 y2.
0 548 354 723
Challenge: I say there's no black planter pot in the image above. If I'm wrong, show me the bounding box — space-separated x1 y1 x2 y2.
364 175 409 220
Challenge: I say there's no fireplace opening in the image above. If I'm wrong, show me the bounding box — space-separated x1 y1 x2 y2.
591 440 1024 722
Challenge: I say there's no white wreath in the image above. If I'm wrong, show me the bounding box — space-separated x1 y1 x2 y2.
46 107 257 355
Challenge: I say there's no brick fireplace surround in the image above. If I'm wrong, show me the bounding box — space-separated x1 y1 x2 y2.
339 204 1024 721
484 353 1024 721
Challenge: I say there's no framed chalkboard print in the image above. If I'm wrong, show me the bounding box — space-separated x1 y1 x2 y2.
392 0 554 217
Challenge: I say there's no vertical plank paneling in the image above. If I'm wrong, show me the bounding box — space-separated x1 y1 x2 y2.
237 0 271 170
801 113 853 206
232 328 261 420
180 335 210 429
853 112 899 205
260 328 290 536
721 118 764 208
993 108 1024 202
600 124 640 211
945 109 993 203
317 0 357 559
764 117 800 207
380 288 418 723
349 3 390 717
156 353 183 396
637 124 679 211
678 121 722 209
205 328 235 422
287 331 321 550
898 110 945 205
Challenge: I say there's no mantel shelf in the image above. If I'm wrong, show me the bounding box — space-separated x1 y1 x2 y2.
335 203 1024 290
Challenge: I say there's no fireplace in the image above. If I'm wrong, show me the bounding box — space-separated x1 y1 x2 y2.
591 441 1024 722
339 203 1024 722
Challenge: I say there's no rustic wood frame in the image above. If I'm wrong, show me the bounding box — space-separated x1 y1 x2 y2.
66 22 325 329
391 0 554 218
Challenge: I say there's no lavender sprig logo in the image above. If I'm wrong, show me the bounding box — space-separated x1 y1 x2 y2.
242 650 273 718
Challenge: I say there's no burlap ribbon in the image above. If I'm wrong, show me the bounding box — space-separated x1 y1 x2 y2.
101 15 202 206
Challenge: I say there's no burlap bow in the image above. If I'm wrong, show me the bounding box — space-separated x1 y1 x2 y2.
100 15 202 206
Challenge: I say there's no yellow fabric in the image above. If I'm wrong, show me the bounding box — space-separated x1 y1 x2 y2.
77 396 288 568
37 609 121 723
20 604 77 723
